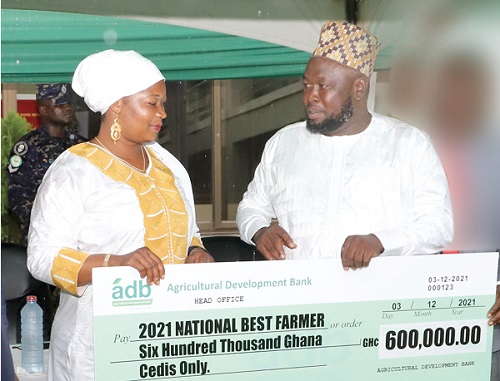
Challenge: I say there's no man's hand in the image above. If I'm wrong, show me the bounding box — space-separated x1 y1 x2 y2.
252 225 296 260
341 234 384 270
488 285 500 325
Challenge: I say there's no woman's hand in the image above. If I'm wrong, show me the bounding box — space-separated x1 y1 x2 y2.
111 247 165 286
185 247 215 264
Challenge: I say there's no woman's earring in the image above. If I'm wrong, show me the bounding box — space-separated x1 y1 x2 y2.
110 118 121 145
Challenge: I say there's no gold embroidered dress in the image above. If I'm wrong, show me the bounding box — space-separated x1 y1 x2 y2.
27 142 202 381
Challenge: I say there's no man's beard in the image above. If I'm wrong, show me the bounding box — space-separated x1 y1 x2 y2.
306 96 354 135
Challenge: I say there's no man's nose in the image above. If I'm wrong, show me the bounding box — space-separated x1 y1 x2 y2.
304 86 319 105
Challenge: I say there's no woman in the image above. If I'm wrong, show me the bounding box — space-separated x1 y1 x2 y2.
27 50 213 380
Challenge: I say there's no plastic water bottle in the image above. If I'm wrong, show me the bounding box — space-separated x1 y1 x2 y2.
21 295 44 373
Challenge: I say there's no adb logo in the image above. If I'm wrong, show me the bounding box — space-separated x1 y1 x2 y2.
111 278 153 307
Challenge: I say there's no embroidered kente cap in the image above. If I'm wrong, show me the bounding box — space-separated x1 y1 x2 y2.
312 21 381 77
36 84 71 104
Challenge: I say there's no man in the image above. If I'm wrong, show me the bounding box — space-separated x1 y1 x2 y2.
237 21 453 269
7 84 86 244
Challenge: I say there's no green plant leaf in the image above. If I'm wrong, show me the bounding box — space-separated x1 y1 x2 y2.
1 111 33 242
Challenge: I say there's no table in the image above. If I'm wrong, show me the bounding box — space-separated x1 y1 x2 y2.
10 345 49 381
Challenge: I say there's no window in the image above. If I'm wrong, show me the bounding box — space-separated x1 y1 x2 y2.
161 77 304 234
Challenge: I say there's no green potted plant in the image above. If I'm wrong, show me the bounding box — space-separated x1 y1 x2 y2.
1 111 33 243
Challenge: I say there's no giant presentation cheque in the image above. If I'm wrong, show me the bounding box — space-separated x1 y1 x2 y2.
93 252 498 380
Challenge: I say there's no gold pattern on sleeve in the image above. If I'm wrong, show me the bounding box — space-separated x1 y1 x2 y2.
69 143 189 264
51 247 90 295
190 236 203 249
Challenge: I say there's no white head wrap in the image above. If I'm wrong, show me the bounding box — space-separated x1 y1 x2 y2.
72 50 165 114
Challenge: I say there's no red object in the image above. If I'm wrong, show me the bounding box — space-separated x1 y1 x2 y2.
17 100 41 128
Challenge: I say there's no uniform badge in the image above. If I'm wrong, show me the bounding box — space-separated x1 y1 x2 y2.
13 141 29 156
10 155 22 168
8 155 23 173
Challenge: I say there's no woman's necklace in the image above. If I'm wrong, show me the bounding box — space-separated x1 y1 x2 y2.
94 137 147 173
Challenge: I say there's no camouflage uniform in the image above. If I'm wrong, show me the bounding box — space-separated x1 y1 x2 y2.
7 127 86 243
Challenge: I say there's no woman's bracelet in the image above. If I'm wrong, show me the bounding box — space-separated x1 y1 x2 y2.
103 253 112 267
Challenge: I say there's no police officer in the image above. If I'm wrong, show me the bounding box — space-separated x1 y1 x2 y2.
7 84 87 244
